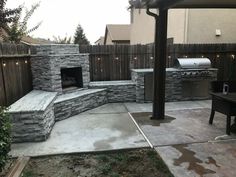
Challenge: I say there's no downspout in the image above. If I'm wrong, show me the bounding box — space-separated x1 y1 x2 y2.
146 8 160 119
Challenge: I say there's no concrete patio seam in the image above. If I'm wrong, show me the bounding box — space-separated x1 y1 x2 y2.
87 112 128 115
123 103 130 113
152 137 236 148
128 112 154 148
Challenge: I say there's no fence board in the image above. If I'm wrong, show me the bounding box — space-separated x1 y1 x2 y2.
0 43 32 107
80 44 236 82
0 59 6 106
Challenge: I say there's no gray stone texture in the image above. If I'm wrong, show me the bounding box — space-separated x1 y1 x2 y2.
9 94 56 143
31 44 90 93
89 81 136 103
31 44 81 55
131 68 218 103
131 70 146 103
54 89 108 121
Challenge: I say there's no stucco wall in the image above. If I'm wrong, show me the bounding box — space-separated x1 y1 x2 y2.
130 9 156 44
130 8 236 44
187 9 236 44
130 9 186 44
167 9 187 44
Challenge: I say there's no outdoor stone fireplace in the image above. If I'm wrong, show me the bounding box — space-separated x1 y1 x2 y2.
31 44 90 93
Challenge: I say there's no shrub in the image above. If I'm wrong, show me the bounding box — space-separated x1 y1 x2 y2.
0 106 11 172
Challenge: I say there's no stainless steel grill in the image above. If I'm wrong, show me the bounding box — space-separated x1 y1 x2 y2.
173 58 217 100
174 58 211 69
174 58 214 79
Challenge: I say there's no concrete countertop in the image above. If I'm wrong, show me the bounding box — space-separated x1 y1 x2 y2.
9 90 57 113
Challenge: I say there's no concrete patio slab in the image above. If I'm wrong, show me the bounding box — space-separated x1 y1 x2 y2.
10 112 149 157
156 140 236 177
10 101 236 177
131 109 236 147
86 103 128 114
125 100 212 113
128 101 236 177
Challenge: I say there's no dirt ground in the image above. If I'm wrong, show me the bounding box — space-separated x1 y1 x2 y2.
20 148 173 177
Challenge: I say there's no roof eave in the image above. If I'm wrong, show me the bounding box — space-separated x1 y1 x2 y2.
129 0 236 9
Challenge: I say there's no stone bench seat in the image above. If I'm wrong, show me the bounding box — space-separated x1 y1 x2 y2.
9 90 57 143
89 80 136 103
54 89 107 121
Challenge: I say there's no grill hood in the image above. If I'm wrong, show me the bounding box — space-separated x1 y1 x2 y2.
174 58 211 69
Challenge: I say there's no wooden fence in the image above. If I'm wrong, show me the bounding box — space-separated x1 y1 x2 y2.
80 44 236 81
1 43 236 105
0 43 32 107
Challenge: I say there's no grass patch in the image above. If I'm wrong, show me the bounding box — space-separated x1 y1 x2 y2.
21 170 35 177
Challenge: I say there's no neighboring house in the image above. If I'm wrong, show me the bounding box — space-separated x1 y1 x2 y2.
130 8 236 44
95 36 105 45
20 36 54 45
0 27 53 44
104 24 131 45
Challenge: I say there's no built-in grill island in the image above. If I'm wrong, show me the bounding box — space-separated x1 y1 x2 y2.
131 58 218 102
174 58 218 100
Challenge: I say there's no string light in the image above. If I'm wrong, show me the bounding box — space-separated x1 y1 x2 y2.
3 62 6 67
201 55 204 58
16 62 19 65
115 57 119 60
97 58 101 61
150 56 154 60
25 60 28 64
168 56 171 59
134 57 137 60
231 54 235 59
183 55 188 58
216 54 220 58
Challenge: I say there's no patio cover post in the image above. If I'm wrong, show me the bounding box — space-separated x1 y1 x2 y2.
152 7 168 120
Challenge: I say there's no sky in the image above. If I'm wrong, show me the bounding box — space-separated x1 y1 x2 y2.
6 0 130 44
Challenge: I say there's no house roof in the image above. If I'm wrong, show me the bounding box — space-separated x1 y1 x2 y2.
21 36 54 45
130 0 236 9
105 24 131 42
95 36 105 45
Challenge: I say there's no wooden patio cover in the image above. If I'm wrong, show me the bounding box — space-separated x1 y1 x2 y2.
130 0 236 120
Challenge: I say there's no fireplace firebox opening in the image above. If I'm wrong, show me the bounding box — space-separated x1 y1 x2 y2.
61 67 83 89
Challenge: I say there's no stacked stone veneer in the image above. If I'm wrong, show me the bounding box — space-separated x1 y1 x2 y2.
165 68 183 101
89 81 136 102
9 90 57 143
31 44 90 93
131 70 146 103
54 89 107 121
132 68 218 103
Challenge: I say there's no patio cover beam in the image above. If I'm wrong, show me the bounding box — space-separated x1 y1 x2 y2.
130 0 236 9
130 0 236 120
